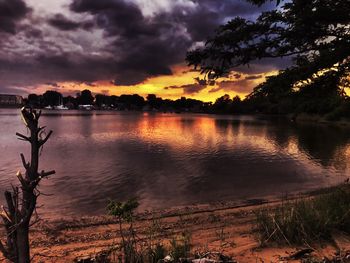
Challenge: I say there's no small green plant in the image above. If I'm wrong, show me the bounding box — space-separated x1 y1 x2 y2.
106 200 195 262
107 198 140 263
169 231 192 261
107 198 139 221
145 243 166 263
144 217 167 262
255 184 350 245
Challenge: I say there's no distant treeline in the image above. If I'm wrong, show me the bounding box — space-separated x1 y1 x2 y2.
24 90 247 114
25 87 350 119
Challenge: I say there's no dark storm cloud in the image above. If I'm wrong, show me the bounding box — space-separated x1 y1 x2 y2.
183 0 275 41
0 0 30 34
177 6 220 41
24 27 43 38
0 0 290 93
0 54 118 88
235 57 293 75
48 14 82 31
68 0 283 86
70 0 192 85
112 36 187 85
35 54 117 82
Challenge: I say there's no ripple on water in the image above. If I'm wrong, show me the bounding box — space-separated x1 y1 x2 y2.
0 110 349 218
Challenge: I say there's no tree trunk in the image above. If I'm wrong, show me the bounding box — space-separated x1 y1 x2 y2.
0 107 55 262
16 225 30 263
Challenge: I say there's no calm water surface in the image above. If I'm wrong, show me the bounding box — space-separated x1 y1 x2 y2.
0 109 349 218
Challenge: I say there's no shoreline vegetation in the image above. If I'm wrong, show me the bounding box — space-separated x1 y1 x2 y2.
1 87 349 125
6 183 349 262
2 103 350 129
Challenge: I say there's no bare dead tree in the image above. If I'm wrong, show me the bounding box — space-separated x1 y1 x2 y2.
0 107 55 263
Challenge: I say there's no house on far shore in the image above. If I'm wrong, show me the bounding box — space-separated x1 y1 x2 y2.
0 94 24 107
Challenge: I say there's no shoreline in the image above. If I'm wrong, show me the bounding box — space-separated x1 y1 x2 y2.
24 186 350 262
2 107 350 127
291 113 350 127
28 199 277 262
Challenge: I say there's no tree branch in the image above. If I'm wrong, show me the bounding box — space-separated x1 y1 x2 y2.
4 192 15 221
16 172 29 190
15 133 31 143
0 207 11 223
36 110 42 120
39 130 53 146
0 239 9 259
39 170 56 179
30 170 56 188
20 154 30 170
38 126 46 133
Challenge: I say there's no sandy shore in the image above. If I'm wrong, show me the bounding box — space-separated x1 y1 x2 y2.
5 197 346 263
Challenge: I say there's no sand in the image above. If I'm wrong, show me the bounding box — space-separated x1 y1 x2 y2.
3 199 347 262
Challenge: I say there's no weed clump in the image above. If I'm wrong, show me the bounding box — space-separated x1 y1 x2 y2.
256 184 350 245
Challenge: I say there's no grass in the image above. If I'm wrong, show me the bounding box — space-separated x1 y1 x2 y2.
255 184 350 245
103 232 190 263
106 198 193 262
169 231 192 261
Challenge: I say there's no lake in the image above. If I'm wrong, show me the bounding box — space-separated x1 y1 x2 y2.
0 109 349 218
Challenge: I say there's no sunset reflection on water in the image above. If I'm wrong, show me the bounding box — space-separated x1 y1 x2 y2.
0 109 349 218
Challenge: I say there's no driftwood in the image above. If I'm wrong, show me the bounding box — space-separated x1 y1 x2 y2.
0 107 55 263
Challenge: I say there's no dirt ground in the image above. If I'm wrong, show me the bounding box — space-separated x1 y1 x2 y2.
3 199 347 263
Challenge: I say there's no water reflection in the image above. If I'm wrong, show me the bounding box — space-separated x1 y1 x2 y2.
0 109 349 218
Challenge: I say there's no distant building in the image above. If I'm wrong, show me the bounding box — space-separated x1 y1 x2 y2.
0 94 24 106
78 104 94 110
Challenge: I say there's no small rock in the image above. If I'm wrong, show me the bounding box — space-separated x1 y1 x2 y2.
164 255 174 262
192 259 216 263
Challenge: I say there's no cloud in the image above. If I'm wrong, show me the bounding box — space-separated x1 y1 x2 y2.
48 14 83 31
45 82 61 88
0 0 289 95
235 57 292 75
245 74 263 80
0 0 30 34
218 79 263 94
70 0 193 85
233 73 242 79
164 83 207 95
100 89 110 95
208 87 221 93
194 77 208 85
208 75 267 94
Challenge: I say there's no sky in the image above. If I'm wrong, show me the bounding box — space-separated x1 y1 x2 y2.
0 0 289 101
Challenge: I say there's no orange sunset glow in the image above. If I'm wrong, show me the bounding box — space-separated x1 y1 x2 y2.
30 64 276 102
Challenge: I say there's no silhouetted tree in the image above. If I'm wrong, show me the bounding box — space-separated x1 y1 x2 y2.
78 89 94 105
0 107 55 262
118 94 145 110
95 94 111 108
213 94 232 113
231 96 243 113
42 90 62 106
130 94 145 109
27 94 40 108
63 95 77 109
146 94 158 110
186 0 350 114
187 0 350 78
